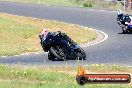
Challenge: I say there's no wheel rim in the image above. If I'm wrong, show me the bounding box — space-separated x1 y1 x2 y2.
54 46 66 58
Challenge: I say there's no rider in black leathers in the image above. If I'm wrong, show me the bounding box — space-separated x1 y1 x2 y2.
117 10 132 26
52 31 76 56
55 31 72 43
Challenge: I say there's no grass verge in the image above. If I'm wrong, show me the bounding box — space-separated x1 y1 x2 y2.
0 64 131 88
2 0 124 10
2 0 81 7
0 13 97 56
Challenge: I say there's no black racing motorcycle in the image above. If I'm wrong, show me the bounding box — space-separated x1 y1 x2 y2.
39 32 86 61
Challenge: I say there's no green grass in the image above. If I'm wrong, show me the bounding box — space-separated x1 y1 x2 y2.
0 81 131 88
0 13 97 56
82 0 124 10
2 0 124 10
85 64 129 72
0 64 131 88
2 0 81 7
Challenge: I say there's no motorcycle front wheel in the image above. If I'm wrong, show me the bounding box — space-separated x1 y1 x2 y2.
122 26 128 33
48 51 56 60
50 46 66 61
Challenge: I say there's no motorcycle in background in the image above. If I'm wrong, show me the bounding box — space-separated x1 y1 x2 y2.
117 14 132 33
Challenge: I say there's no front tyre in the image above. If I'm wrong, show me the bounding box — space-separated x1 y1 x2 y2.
48 52 55 60
50 46 66 61
122 26 128 33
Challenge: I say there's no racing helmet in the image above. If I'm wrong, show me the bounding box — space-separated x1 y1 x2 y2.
117 10 123 15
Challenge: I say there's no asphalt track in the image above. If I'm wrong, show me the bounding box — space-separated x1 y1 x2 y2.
0 1 132 66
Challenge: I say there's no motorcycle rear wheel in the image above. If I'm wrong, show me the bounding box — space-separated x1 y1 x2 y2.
77 48 86 60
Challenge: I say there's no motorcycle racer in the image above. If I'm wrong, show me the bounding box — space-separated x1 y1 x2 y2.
39 29 86 61
117 10 124 21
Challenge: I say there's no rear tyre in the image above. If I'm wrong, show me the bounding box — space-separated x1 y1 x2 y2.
77 48 86 60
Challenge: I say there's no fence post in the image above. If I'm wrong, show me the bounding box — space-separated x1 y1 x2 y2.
117 0 127 10
124 1 126 10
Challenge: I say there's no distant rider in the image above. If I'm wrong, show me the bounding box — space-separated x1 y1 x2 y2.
117 10 124 22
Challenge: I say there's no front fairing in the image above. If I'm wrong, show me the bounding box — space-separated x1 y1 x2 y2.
70 43 80 50
43 33 54 44
127 21 132 29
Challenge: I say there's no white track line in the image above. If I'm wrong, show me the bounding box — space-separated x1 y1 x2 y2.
81 29 108 47
93 30 108 45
